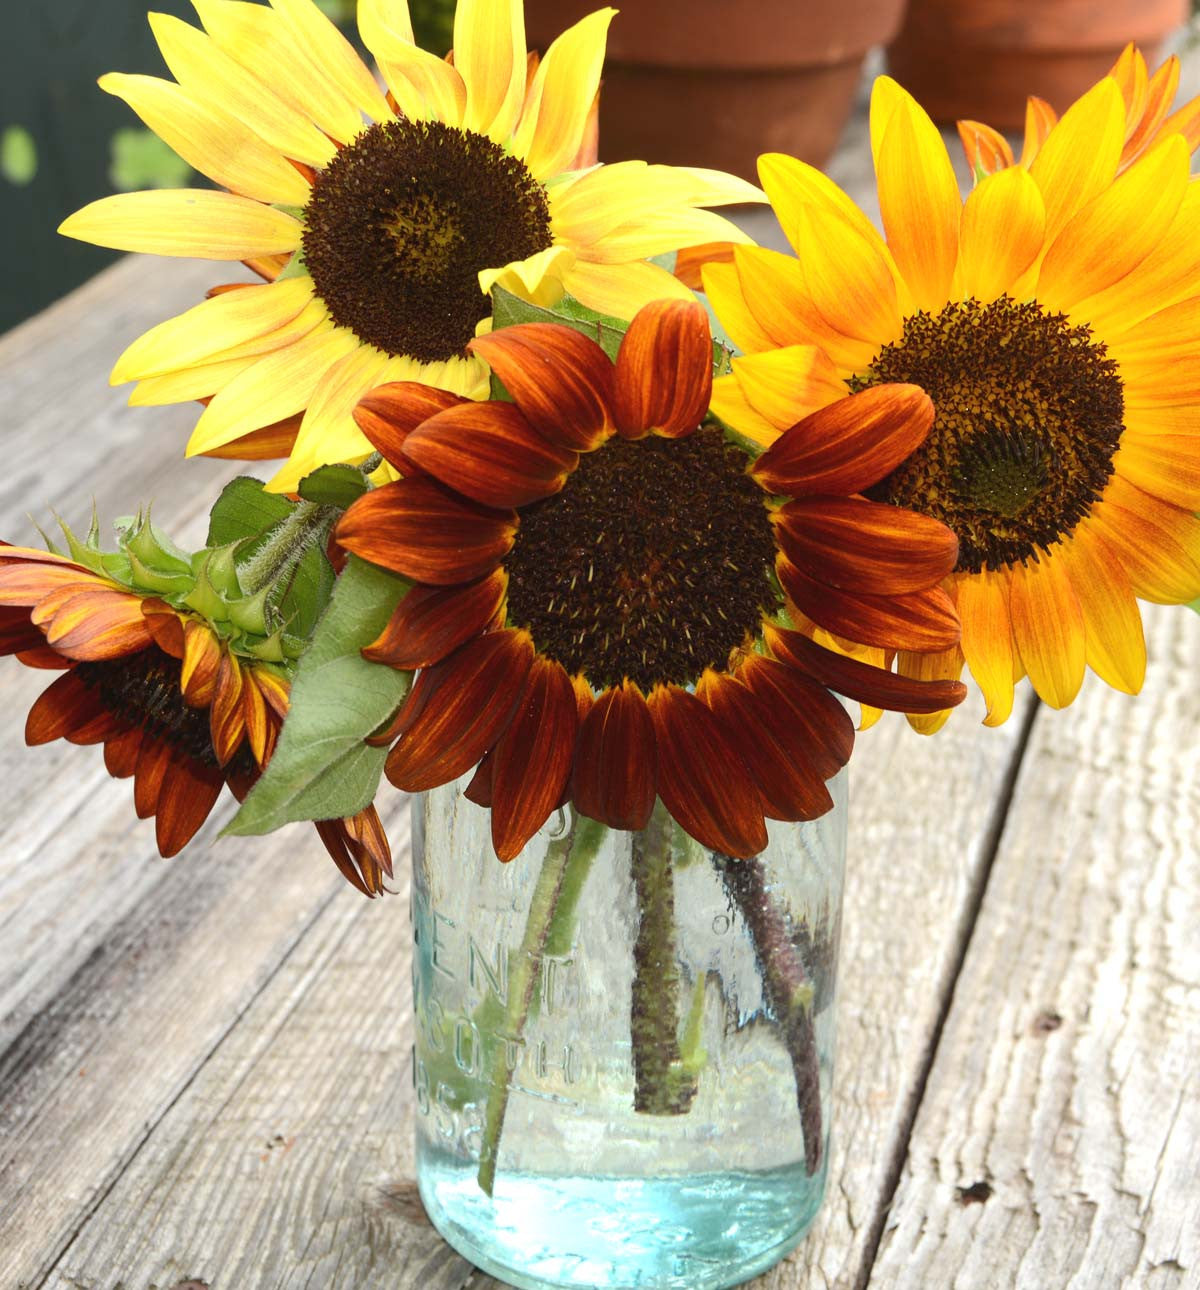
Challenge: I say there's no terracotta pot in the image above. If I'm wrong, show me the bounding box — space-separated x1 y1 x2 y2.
887 0 1190 129
524 0 909 181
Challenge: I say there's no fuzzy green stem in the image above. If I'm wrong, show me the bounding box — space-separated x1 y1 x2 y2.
630 802 698 1116
477 815 606 1196
714 852 823 1174
238 500 334 597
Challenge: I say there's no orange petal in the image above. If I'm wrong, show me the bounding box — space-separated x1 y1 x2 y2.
155 752 225 858
1007 553 1086 709
133 735 174 820
41 588 154 661
403 402 577 509
490 656 579 860
385 629 534 792
1061 530 1146 695
765 623 967 715
1121 54 1180 165
25 671 104 745
647 684 767 858
242 669 271 767
469 324 614 450
613 299 713 439
571 681 658 832
197 416 302 462
353 382 469 474
957 118 1015 175
773 496 958 595
1114 432 1200 511
363 570 507 670
955 569 1016 727
181 618 222 706
895 642 965 735
337 478 516 585
1020 96 1058 168
209 649 246 766
779 555 960 653
673 241 736 291
751 385 934 497
1088 480 1200 604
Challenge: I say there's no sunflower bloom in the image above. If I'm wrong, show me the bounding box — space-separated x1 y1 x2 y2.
0 544 390 894
707 60 1200 731
336 300 966 861
57 0 761 491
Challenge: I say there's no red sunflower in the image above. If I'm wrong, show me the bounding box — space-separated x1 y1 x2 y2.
338 300 969 861
0 544 391 895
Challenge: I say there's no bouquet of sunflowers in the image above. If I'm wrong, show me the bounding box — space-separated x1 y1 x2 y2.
5 2 1198 1286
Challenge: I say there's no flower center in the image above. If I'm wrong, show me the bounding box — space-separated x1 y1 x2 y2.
852 297 1124 572
75 647 220 767
504 427 778 691
302 119 553 364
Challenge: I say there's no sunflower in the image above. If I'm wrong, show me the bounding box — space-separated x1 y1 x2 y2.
0 542 391 895
57 0 761 492
706 56 1200 732
335 299 967 861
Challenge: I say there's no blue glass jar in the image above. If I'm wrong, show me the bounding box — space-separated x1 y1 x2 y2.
411 776 846 1290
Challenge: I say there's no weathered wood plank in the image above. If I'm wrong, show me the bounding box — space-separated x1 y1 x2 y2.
869 603 1200 1289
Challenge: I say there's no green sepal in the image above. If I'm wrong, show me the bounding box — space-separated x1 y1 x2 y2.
275 247 309 281
243 629 287 664
98 551 134 584
224 555 413 834
182 560 230 622
123 514 193 575
202 543 245 599
297 463 370 509
126 549 194 595
227 585 271 636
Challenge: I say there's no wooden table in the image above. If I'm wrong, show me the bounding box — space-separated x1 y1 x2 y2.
1 100 1198 1290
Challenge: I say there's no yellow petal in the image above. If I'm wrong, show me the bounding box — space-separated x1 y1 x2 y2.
149 12 336 168
1060 528 1146 695
454 0 527 142
1121 55 1180 165
269 0 390 122
1029 76 1126 246
710 373 781 449
479 244 577 307
956 568 1015 727
265 345 391 492
732 346 847 431
513 9 613 180
789 201 903 347
867 75 909 174
111 277 315 383
1114 430 1200 510
1036 134 1188 311
358 0 466 124
1108 293 1200 369
958 165 1046 304
186 323 360 454
193 296 330 366
581 206 754 265
1089 486 1200 604
128 355 258 406
898 643 965 736
673 166 766 209
59 189 302 258
1007 551 1086 709
874 85 961 311
562 258 696 319
99 71 311 205
702 259 776 354
1108 42 1149 139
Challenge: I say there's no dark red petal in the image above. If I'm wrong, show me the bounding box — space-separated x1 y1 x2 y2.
353 381 468 473
737 654 855 782
24 671 103 745
67 711 127 746
337 477 516 586
363 570 507 670
751 384 934 496
103 725 144 778
490 656 579 861
765 625 968 714
647 684 767 858
142 604 186 657
314 818 375 897
571 681 658 831
14 647 72 670
778 555 960 653
133 735 174 819
404 402 578 509
0 606 45 657
314 806 392 897
385 629 534 791
463 748 495 807
470 323 615 451
155 753 225 858
774 496 959 594
697 669 834 821
613 299 713 439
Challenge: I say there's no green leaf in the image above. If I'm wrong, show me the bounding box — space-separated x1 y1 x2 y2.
298 463 370 509
1 125 37 186
207 476 294 548
490 286 631 360
225 556 412 834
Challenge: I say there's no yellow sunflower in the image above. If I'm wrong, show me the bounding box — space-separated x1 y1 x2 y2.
707 52 1200 732
59 0 761 491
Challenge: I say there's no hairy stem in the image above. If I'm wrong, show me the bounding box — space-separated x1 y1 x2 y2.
630 802 698 1115
476 815 606 1196
714 852 824 1174
238 500 335 596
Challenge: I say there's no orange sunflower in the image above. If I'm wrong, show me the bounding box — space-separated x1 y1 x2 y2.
57 0 761 491
707 55 1200 731
0 544 390 895
336 299 968 861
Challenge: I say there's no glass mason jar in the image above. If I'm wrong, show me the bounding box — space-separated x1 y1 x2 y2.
411 773 847 1290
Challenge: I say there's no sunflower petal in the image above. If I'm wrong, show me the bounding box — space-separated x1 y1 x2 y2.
269 0 391 124
1088 480 1200 603
25 672 103 745
958 165 1046 304
1114 430 1200 510
1007 552 1086 708
156 753 225 857
732 346 847 433
1061 530 1146 695
955 569 1016 727
571 681 658 832
337 477 516 584
363 569 507 670
454 0 527 142
358 0 467 125
613 299 712 439
562 258 697 318
354 381 468 473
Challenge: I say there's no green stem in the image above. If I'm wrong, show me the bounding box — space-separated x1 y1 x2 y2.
238 500 334 597
476 815 606 1196
630 802 698 1116
714 852 823 1174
